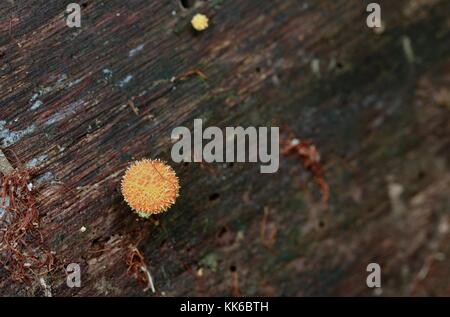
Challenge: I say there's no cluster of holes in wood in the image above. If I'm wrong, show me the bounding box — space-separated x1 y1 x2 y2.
215 227 238 272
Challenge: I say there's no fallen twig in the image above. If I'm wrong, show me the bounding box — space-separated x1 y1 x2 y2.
172 69 208 82
126 246 156 293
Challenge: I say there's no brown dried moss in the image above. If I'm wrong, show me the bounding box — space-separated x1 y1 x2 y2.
0 168 55 284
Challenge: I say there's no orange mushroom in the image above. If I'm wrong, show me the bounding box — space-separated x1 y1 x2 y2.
121 159 179 218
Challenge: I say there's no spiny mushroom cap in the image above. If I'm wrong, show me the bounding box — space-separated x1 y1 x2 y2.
191 13 209 31
121 159 179 216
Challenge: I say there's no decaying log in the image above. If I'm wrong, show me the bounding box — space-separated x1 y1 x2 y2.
0 0 449 296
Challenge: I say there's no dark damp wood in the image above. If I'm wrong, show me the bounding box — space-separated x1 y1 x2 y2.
0 0 449 296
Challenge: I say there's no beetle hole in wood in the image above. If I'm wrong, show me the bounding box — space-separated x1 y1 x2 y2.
217 226 236 247
217 226 228 239
417 170 426 180
179 0 196 9
91 237 102 246
229 265 237 272
185 245 193 254
209 193 220 201
90 235 110 247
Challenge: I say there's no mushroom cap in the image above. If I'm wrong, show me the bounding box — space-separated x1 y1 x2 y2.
121 159 179 216
191 13 209 31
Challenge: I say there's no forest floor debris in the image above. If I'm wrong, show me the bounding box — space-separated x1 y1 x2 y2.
0 157 55 285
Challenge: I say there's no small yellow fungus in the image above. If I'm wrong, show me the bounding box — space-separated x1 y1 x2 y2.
191 13 209 31
121 159 180 218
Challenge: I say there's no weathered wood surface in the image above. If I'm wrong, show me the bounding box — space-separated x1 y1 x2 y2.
0 0 449 296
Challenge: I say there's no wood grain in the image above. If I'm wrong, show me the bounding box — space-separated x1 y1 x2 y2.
0 0 449 296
